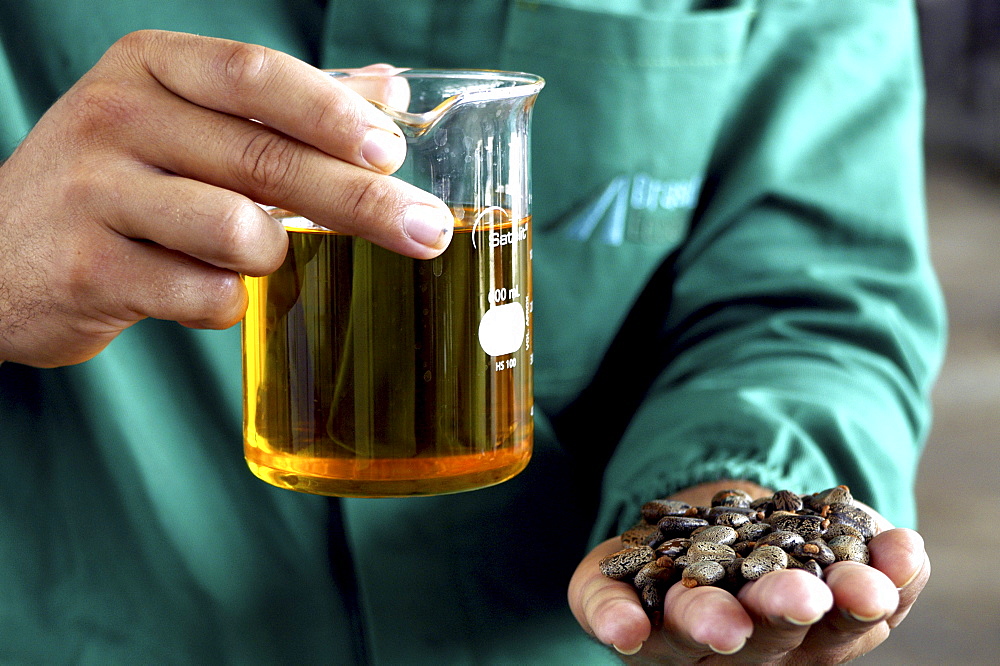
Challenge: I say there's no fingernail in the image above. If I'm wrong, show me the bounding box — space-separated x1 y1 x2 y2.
709 636 746 656
613 642 643 656
361 127 405 172
403 205 453 250
848 610 888 623
896 558 926 591
783 612 825 626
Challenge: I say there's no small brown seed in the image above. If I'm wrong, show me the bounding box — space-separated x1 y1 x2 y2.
769 514 828 541
621 522 660 548
655 538 692 559
634 560 677 588
823 523 863 541
741 545 788 580
639 582 664 625
599 546 656 580
757 530 805 552
682 560 726 587
657 515 709 538
808 485 853 511
794 540 836 566
711 489 754 509
827 535 870 564
826 503 879 541
787 555 824 578
737 522 772 542
771 489 804 513
687 542 737 563
709 510 753 530
641 499 693 524
692 525 739 546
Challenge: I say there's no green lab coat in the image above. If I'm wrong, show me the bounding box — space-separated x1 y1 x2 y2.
0 0 944 662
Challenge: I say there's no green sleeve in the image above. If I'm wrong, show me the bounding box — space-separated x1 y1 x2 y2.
594 0 945 537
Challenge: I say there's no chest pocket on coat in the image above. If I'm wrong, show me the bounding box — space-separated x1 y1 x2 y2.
498 0 755 411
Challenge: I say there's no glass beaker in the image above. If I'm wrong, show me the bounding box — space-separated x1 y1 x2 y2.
242 70 543 497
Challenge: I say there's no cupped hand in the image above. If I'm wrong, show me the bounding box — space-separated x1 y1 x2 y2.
569 495 930 664
0 30 452 367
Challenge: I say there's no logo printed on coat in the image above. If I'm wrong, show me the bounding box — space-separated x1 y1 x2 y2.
564 174 701 246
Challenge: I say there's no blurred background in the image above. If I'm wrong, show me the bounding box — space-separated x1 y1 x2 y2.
857 1 1000 663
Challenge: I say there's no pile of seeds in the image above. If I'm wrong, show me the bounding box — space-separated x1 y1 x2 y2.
598 486 879 625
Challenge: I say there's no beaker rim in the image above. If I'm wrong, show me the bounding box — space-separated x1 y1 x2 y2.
325 68 544 100
325 68 544 135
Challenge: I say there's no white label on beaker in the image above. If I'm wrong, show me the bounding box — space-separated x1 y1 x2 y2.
478 302 525 357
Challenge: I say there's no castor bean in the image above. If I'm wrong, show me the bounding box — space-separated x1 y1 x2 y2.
737 522 772 542
634 559 677 589
741 545 788 580
827 535 870 564
750 496 773 513
823 523 864 541
794 539 836 566
640 582 664 625
711 511 753 530
687 542 737 563
772 489 804 513
723 557 747 587
657 515 709 537
641 499 693 523
708 505 762 520
807 485 853 512
827 503 879 541
692 525 739 546
711 489 753 509
769 513 828 540
682 560 726 588
757 530 805 552
599 546 656 580
787 555 824 578
656 538 692 559
621 522 660 548
732 540 757 556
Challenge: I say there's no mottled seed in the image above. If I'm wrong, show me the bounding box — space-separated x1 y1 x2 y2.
692 525 739 546
827 503 879 541
599 546 656 580
711 489 754 509
711 511 753 530
795 539 836 566
634 560 677 588
687 542 737 563
708 505 761 519
823 523 864 541
655 538 692 559
769 514 828 541
723 557 747 586
657 515 709 538
737 522 773 542
787 556 824 578
757 530 805 552
772 489 804 513
741 545 789 580
808 485 854 511
641 499 693 524
640 582 664 625
621 522 660 548
827 535 870 564
682 560 726 588
733 540 757 557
